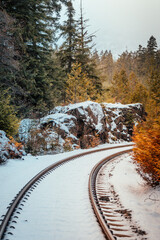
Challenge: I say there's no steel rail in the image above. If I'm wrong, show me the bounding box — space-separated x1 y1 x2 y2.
0 144 133 239
88 149 132 240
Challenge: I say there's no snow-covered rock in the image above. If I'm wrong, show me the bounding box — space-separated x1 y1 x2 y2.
19 101 146 154
102 102 146 142
0 130 26 163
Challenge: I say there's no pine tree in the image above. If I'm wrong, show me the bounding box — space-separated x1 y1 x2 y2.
66 62 95 103
75 0 102 100
75 0 93 72
146 35 158 67
0 89 19 136
128 72 148 105
135 45 147 77
58 0 77 73
98 50 114 84
147 35 157 57
1 0 66 117
147 69 160 116
111 69 129 103
0 7 20 98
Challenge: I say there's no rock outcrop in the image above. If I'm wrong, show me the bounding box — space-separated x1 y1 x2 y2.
19 101 146 154
102 103 146 142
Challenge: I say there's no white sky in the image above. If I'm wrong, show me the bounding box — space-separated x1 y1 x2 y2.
72 0 160 58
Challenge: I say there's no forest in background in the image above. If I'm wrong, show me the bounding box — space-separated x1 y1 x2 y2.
0 0 160 183
0 0 160 123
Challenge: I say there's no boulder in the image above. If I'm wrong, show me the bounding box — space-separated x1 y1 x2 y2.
19 101 146 154
102 102 146 142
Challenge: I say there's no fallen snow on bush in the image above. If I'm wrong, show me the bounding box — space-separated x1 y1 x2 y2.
0 130 26 162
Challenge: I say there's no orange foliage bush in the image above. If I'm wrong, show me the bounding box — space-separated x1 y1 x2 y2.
132 118 160 184
9 136 23 151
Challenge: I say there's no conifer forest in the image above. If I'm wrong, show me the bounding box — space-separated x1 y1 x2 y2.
0 1 160 182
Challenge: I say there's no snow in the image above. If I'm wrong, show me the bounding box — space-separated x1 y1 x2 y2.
103 102 142 109
0 143 132 240
89 102 104 132
40 113 76 124
41 113 76 136
103 102 130 109
0 130 9 149
52 100 95 112
19 119 38 142
99 153 160 240
18 101 143 153
50 101 105 133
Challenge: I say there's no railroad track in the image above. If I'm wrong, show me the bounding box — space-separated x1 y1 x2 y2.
89 149 136 240
0 144 133 240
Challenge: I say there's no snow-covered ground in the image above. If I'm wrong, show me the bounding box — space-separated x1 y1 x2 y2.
98 153 160 240
0 143 132 240
1 143 159 239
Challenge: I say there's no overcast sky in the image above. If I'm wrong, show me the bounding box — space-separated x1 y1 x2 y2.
72 0 160 58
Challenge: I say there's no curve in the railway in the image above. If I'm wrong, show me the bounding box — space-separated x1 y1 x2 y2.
0 144 133 240
89 149 133 240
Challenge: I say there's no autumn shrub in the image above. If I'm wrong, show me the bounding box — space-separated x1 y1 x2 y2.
9 136 23 151
132 118 160 185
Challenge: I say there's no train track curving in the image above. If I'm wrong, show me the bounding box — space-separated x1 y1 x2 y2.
0 144 133 240
89 149 136 240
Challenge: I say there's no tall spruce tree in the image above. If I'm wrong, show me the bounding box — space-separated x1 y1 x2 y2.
146 35 158 68
1 0 65 117
58 0 77 73
0 6 20 100
147 36 157 56
75 0 93 73
75 0 102 100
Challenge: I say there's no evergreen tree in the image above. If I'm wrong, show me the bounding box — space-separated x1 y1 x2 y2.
66 62 95 103
115 51 134 75
50 51 67 107
0 89 19 136
146 35 158 67
98 50 114 84
75 0 102 100
128 72 148 105
148 69 160 112
135 45 147 77
58 0 77 73
0 7 20 97
111 69 129 103
75 0 93 73
147 35 158 56
1 0 66 117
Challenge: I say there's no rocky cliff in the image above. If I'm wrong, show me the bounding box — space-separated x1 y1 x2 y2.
19 101 146 154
